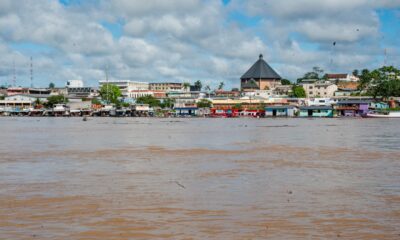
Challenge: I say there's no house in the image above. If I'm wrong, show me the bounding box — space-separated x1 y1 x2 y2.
174 98 198 116
301 82 338 98
299 106 334 117
335 100 371 117
306 98 336 106
241 54 281 91
370 101 389 110
210 108 240 118
274 85 293 96
265 105 297 117
325 73 359 82
0 94 37 109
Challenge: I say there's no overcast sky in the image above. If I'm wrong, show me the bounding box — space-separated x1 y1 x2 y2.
0 0 399 88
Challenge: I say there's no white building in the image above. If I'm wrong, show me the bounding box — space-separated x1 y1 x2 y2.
66 80 84 88
98 80 149 98
325 74 359 82
301 82 338 98
306 98 336 106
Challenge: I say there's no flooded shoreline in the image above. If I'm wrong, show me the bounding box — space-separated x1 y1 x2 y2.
1 118 399 239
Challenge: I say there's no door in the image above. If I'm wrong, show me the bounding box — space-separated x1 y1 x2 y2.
308 110 313 117
273 109 277 117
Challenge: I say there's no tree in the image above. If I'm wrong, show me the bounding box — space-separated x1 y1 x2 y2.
183 82 191 91
197 99 212 108
366 66 400 99
291 85 306 98
99 84 122 104
45 95 68 108
49 82 55 89
352 69 359 77
204 85 211 98
194 80 202 91
91 98 101 105
136 95 161 108
160 98 175 109
281 79 291 85
312 66 324 78
218 81 224 90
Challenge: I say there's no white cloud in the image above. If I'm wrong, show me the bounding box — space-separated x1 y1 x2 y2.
0 0 398 87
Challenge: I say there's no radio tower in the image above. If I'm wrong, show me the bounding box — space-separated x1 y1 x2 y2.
30 57 33 88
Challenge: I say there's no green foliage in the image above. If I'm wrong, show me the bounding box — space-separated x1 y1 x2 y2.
49 82 55 89
362 66 400 98
91 98 101 105
122 102 130 108
159 98 175 109
291 85 306 98
218 81 224 90
136 95 160 107
194 80 202 91
183 82 191 90
233 103 242 110
352 69 359 77
45 95 68 108
298 66 324 83
281 79 291 85
197 99 212 108
99 84 122 104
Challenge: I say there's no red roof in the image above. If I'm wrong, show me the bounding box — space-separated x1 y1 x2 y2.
326 74 348 79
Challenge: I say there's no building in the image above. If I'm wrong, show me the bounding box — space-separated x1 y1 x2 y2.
7 87 29 96
274 85 293 96
241 54 281 91
66 80 84 88
149 82 187 92
325 74 359 82
299 106 334 117
306 98 336 106
128 90 153 99
301 82 338 98
99 80 149 98
265 105 296 117
0 94 37 109
335 100 371 117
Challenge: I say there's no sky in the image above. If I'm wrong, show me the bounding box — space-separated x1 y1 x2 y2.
0 0 399 89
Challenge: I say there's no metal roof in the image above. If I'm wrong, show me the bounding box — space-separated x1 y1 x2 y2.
241 54 281 80
300 106 333 110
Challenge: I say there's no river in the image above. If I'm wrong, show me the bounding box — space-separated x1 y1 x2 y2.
0 117 399 239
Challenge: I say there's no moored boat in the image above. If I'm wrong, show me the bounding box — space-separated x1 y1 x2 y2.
364 111 400 118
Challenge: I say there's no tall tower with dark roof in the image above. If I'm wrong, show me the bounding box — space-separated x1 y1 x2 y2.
240 54 281 91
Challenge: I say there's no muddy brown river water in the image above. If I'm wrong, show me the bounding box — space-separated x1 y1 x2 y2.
0 117 400 239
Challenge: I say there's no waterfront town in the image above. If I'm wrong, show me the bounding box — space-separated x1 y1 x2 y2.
1 54 400 118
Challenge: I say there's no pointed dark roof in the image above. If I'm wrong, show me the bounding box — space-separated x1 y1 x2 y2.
241 54 281 80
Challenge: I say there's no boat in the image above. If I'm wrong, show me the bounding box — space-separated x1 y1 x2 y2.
364 111 400 118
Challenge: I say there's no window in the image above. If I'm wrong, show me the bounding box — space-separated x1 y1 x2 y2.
309 91 313 94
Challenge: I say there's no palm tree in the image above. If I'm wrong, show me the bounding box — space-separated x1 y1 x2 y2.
218 81 224 90
205 85 211 98
183 82 191 91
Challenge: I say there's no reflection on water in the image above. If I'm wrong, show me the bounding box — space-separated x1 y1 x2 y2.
0 118 399 239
